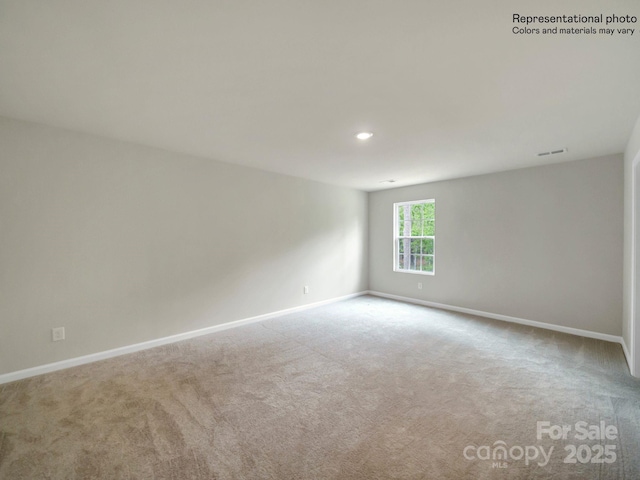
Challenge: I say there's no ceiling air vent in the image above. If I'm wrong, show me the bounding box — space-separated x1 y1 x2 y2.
537 148 567 157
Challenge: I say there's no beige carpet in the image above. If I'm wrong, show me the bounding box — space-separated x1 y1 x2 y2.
1 295 639 479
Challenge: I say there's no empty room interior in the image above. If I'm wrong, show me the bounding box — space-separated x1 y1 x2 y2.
2 1 640 478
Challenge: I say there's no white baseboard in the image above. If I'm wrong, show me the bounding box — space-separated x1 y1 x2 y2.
367 291 625 345
0 291 368 385
620 338 633 374
3 290 630 384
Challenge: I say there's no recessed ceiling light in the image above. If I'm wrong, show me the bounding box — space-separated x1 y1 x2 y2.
380 179 396 184
355 132 373 140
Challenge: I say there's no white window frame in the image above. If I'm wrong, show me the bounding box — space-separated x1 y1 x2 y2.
393 199 435 276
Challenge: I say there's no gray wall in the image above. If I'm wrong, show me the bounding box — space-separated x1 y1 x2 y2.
369 155 624 336
623 114 640 375
0 117 368 375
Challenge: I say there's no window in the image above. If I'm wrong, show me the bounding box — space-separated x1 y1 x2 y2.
394 199 435 275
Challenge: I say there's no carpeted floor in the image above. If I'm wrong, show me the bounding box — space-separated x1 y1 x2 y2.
1 295 639 479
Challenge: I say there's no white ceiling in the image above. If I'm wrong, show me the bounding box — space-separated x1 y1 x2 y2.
1 0 639 191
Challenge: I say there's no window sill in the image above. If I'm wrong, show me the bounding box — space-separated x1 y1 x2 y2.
393 269 435 276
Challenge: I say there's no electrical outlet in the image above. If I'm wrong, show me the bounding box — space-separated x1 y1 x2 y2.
418 282 423 290
52 327 65 342
304 285 309 294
